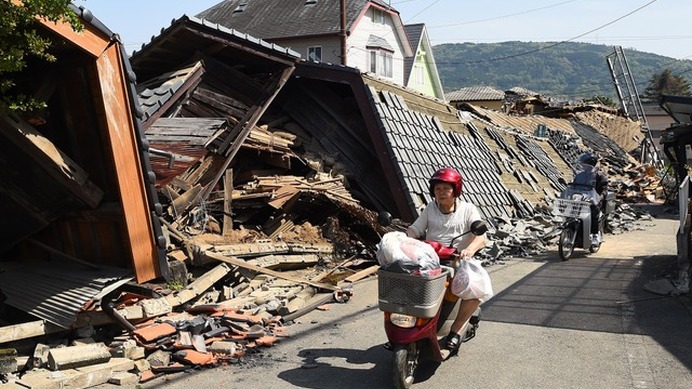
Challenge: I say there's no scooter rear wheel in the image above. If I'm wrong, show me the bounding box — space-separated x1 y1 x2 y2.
558 226 577 261
393 343 419 389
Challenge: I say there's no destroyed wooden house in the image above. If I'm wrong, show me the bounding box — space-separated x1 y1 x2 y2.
123 13 655 269
0 4 173 336
0 7 661 387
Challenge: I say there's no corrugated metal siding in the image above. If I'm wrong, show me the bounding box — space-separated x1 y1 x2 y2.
0 262 132 328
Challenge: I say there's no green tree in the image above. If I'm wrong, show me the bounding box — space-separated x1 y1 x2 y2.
641 68 691 103
0 0 82 112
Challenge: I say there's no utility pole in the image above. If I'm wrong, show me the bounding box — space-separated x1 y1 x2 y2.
340 0 347 66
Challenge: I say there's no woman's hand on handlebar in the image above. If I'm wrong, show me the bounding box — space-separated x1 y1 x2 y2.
453 249 473 265
460 249 473 259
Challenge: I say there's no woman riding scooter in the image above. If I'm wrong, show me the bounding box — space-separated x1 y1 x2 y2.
406 167 488 351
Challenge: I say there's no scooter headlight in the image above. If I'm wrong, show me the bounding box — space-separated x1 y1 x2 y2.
389 313 417 328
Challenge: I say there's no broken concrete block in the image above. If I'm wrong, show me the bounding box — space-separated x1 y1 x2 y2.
146 350 171 367
111 339 145 361
17 369 77 389
15 356 29 372
125 346 145 361
47 343 111 371
138 298 173 318
133 359 151 374
18 359 132 389
208 341 237 355
0 348 18 374
108 371 140 386
70 337 96 346
76 357 135 374
31 343 50 369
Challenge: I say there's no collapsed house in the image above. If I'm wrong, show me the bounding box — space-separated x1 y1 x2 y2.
0 8 662 388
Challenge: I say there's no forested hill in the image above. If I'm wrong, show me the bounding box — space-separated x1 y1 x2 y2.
432 41 692 100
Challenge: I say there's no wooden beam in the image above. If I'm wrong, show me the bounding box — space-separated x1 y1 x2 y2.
223 169 233 235
199 66 295 203
343 265 380 283
203 251 339 291
0 111 104 208
171 184 203 218
95 44 159 282
35 6 110 58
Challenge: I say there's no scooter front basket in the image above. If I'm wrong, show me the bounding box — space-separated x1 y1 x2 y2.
377 269 448 318
553 198 590 218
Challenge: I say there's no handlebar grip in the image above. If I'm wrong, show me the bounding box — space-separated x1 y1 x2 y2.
440 265 455 279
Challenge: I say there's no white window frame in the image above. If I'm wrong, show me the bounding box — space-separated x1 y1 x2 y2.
372 8 385 24
368 49 393 78
307 46 322 62
412 64 424 85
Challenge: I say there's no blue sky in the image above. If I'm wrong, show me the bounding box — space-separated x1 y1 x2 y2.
75 0 692 60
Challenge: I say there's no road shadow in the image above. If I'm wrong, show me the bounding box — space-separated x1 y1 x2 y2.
276 345 392 389
481 252 692 371
628 202 679 221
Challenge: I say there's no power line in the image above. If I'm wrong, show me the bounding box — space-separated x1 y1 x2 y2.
401 0 442 23
437 0 661 64
427 0 578 29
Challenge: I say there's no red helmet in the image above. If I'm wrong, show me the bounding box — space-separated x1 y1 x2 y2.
429 168 463 197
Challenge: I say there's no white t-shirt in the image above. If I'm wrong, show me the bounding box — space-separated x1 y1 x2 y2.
408 199 484 250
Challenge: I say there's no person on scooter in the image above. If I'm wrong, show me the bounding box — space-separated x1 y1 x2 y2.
406 167 488 352
573 152 609 244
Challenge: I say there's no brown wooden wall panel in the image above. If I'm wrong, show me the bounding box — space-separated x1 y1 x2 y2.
37 12 110 58
94 45 159 282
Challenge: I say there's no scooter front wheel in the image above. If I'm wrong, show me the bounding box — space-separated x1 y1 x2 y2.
393 343 419 389
558 225 577 261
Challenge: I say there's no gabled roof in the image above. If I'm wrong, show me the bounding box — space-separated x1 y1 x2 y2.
446 86 505 102
292 62 516 221
196 0 412 56
197 0 395 39
403 23 444 100
131 15 300 82
403 23 424 80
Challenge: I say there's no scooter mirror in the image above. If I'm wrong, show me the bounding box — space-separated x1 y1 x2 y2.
470 220 488 235
377 211 393 227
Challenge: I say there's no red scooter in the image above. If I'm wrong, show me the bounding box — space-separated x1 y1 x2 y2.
376 215 487 389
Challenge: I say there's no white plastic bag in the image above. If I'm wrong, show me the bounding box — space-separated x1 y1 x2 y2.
376 231 440 275
451 259 493 302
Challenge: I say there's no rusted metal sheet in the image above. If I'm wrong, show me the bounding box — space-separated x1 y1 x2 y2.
0 262 132 328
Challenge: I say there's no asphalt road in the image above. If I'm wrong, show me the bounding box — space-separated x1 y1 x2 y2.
116 204 692 389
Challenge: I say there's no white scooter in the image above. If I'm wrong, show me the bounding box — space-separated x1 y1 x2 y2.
554 184 614 260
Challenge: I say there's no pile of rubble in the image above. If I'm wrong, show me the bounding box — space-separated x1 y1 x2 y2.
476 200 654 262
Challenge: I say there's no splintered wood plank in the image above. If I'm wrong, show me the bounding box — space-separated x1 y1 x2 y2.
223 169 233 235
204 251 339 292
0 111 104 208
171 184 203 218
